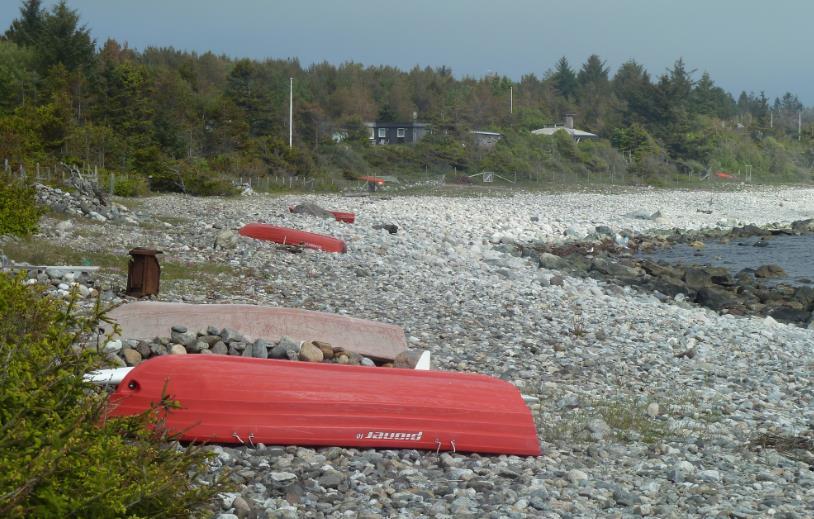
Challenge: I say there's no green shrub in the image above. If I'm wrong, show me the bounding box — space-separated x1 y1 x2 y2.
112 174 150 197
0 174 43 236
0 273 227 518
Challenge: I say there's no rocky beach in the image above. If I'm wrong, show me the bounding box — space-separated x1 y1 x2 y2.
7 184 814 518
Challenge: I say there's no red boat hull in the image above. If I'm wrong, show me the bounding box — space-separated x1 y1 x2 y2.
106 356 541 456
330 211 355 224
239 223 347 253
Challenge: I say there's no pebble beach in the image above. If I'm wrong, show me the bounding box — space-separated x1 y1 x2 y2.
24 185 814 518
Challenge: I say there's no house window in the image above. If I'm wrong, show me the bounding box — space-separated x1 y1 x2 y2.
397 128 406 138
378 128 386 138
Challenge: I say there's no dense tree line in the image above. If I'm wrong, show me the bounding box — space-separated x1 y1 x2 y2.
2 0 813 192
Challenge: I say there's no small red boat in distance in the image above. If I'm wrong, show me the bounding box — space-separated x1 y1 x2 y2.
105 355 541 456
239 223 347 253
330 211 355 224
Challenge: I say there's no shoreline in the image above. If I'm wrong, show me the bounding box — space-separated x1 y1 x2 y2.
10 185 814 517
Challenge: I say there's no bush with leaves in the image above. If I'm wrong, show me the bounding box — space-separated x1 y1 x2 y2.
0 174 43 236
110 174 150 197
0 273 228 518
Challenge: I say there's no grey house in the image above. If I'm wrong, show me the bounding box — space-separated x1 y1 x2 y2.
365 122 430 145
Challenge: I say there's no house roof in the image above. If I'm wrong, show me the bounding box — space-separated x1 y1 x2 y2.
470 130 502 136
531 126 598 138
365 122 430 128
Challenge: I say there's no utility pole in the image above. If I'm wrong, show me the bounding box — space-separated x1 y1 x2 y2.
769 111 773 129
798 111 802 141
289 77 293 148
510 86 513 115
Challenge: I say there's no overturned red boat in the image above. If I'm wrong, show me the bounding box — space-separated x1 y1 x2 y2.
329 211 355 224
106 355 541 456
239 223 347 253
359 175 385 185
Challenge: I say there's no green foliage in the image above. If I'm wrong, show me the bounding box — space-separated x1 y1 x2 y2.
0 111 46 160
0 174 43 236
551 56 577 99
2 1 814 189
0 41 36 113
111 174 150 197
172 159 238 196
610 123 659 161
0 273 228 517
7 0 95 74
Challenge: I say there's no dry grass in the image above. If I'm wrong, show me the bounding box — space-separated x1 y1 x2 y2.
539 392 725 446
749 429 814 465
0 237 124 269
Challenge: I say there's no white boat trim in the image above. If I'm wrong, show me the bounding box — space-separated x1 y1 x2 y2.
84 367 133 385
415 351 431 370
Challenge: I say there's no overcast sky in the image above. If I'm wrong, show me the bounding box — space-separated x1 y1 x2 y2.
2 0 812 105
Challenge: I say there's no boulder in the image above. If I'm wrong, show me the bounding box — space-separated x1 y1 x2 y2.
252 339 271 359
135 341 152 358
683 268 712 290
768 306 811 323
695 286 738 310
220 328 244 343
186 340 208 353
290 203 333 219
372 223 398 234
211 341 228 355
755 264 786 278
311 340 334 360
793 286 814 308
538 252 567 270
271 336 300 359
625 209 662 220
394 350 422 369
790 218 814 233
122 347 142 366
214 229 239 249
590 257 640 279
298 341 324 362
171 329 198 347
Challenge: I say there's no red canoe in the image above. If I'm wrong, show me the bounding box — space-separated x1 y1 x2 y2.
330 211 355 224
288 206 355 224
239 223 347 253
359 175 385 185
106 355 541 456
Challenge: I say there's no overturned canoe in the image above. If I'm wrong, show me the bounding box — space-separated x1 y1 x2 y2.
106 355 541 456
239 223 347 253
329 211 355 224
105 302 408 362
359 175 385 185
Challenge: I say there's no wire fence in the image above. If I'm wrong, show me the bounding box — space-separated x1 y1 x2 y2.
4 157 786 195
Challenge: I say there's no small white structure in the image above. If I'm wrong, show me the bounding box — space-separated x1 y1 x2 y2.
532 114 598 142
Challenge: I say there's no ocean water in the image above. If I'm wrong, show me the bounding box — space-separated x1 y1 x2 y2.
640 234 814 286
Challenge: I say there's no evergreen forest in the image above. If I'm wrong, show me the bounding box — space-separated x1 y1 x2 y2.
2 0 813 194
